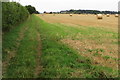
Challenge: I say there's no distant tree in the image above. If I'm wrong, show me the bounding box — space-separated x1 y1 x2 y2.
43 11 46 14
35 11 39 14
49 12 52 14
25 5 36 14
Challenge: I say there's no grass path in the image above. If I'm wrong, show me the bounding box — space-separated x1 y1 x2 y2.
3 15 42 78
34 19 42 77
3 26 28 76
2 18 29 76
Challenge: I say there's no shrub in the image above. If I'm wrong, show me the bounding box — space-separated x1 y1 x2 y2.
2 2 29 32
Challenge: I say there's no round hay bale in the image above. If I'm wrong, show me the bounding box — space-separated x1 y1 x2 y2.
102 14 105 16
106 14 110 17
69 14 72 16
97 14 103 19
115 14 118 17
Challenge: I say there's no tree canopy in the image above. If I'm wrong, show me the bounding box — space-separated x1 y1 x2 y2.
25 5 39 14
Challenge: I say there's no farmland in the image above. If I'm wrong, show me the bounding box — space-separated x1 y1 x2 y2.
3 14 118 78
37 14 118 78
38 14 118 68
39 14 118 29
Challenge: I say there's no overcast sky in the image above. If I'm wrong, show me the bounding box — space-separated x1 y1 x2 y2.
13 0 119 13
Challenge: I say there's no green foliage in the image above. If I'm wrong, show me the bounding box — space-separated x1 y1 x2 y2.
103 56 111 60
3 15 38 78
25 5 39 14
2 2 29 32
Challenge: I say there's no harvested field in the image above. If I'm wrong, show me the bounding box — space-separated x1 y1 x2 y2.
37 14 118 31
61 39 118 69
36 14 118 78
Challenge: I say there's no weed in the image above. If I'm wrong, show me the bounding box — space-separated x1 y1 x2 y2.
103 56 111 60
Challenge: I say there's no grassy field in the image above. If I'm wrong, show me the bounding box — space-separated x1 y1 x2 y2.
3 14 118 78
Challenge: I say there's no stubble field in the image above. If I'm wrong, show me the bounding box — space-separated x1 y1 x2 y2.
39 14 118 29
37 14 119 77
38 14 118 69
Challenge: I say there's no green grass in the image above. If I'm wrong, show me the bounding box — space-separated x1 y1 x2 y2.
3 15 39 78
3 21 25 61
103 56 111 60
3 14 118 78
34 15 118 78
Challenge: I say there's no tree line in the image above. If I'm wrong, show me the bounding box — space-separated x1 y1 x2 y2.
51 9 118 14
2 2 39 32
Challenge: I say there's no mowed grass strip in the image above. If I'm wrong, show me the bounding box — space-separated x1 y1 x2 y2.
2 17 30 76
3 15 41 78
35 15 118 78
3 19 28 61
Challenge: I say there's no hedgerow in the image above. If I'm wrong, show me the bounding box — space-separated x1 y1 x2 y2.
2 2 29 32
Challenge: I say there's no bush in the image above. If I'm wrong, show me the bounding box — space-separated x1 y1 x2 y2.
2 2 29 32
